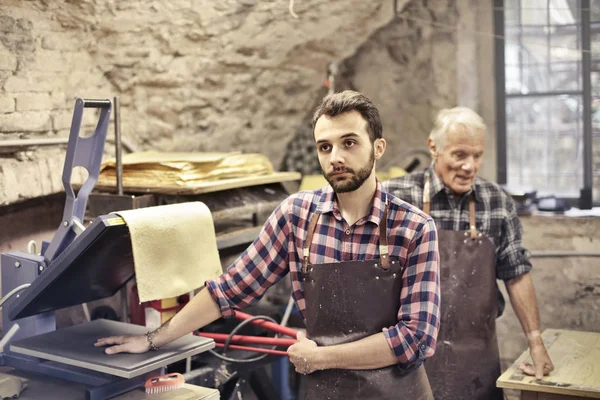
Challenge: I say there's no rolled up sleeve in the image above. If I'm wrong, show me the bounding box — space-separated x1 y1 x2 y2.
383 218 440 370
206 199 291 318
496 197 532 281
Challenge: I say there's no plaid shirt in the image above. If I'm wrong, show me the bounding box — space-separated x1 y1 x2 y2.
207 181 440 370
383 167 532 316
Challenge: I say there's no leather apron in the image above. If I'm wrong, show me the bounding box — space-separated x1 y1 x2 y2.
422 178 503 400
301 204 433 400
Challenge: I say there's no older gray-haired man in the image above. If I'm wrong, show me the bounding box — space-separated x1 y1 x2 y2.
384 107 554 400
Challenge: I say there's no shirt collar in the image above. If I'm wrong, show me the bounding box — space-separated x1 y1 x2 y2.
317 180 388 226
426 165 482 202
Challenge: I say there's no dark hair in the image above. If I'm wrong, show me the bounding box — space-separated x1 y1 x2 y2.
311 90 383 142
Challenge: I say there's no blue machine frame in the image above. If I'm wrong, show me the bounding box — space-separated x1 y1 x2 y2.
0 99 164 400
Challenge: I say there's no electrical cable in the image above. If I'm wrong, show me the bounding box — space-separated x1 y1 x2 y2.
207 315 283 363
0 284 31 309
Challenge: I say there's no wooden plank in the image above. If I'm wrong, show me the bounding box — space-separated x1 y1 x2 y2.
93 172 301 195
216 226 262 250
497 329 600 399
211 201 281 222
159 183 290 214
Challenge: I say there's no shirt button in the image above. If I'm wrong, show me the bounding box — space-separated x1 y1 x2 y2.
345 229 351 235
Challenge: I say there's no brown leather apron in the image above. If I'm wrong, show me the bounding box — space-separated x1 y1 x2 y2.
301 204 433 400
422 178 503 400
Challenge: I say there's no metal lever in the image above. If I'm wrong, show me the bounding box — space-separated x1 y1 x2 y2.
43 98 112 263
82 99 111 109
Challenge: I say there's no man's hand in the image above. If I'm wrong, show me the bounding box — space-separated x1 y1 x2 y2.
519 338 554 379
287 331 319 374
94 334 150 355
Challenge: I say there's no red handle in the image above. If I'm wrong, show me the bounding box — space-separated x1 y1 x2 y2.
197 332 297 347
233 311 299 338
214 342 290 357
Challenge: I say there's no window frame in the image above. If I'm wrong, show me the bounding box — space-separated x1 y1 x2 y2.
494 0 595 208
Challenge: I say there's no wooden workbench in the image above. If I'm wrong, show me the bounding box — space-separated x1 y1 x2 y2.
497 329 600 399
94 171 301 195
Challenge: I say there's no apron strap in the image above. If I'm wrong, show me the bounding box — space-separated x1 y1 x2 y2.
303 211 320 270
468 196 477 239
379 201 390 270
423 174 478 239
302 203 391 271
423 177 431 215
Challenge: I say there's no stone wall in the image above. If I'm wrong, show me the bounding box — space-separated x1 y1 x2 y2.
0 0 400 206
336 0 461 168
0 2 112 205
280 0 498 180
0 0 500 207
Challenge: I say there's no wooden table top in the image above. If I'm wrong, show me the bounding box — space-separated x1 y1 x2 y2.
497 329 600 398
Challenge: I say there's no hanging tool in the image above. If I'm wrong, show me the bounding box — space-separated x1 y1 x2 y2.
289 0 299 18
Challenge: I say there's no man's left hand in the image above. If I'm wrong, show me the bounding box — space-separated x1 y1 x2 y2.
519 340 554 379
288 331 319 375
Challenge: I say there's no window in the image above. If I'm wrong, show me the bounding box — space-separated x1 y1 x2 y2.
495 0 598 207
591 1 600 204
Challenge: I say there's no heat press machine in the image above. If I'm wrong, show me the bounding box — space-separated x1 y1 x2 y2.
0 99 215 399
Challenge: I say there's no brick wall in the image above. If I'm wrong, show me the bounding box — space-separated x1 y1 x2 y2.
0 2 113 205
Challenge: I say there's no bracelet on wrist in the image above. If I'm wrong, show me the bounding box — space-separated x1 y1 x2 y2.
146 331 159 351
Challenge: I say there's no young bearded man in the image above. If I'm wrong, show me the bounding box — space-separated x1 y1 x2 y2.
96 91 440 400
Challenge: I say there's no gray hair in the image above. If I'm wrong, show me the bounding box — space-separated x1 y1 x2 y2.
429 107 487 151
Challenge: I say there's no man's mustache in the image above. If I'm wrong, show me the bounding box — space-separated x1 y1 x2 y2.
327 166 355 176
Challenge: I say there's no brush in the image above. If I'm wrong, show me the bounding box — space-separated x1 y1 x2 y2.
144 372 184 394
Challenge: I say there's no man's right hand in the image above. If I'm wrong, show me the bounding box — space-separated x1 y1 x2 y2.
94 334 150 355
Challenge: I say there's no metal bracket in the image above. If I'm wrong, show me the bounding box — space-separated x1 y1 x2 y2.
44 99 112 263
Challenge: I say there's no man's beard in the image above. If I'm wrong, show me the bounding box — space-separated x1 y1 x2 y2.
322 153 375 193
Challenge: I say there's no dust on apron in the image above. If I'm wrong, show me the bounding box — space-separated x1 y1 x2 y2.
301 203 433 400
422 177 503 400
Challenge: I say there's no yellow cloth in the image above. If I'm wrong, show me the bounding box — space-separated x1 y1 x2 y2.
113 202 222 302
0 373 26 398
98 151 274 188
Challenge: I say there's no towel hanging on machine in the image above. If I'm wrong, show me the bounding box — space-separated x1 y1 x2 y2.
113 202 222 302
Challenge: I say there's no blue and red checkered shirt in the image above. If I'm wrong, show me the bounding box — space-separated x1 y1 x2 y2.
383 167 532 317
207 181 440 369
